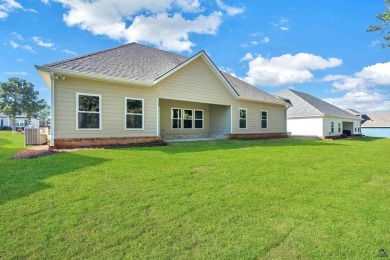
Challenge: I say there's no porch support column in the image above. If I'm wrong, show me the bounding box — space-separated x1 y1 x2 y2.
156 98 160 136
50 72 55 147
230 105 233 134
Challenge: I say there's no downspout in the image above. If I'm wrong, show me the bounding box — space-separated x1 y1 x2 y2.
50 72 55 147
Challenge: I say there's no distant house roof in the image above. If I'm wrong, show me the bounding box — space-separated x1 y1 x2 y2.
38 43 286 106
0 114 29 119
362 113 390 127
345 108 363 115
274 89 357 119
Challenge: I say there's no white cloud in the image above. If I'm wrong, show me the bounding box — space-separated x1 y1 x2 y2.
50 0 226 52
123 12 222 52
324 62 390 92
324 74 366 92
9 40 20 48
21 45 35 53
0 0 22 19
356 62 390 86
323 61 390 113
324 91 390 113
62 49 77 55
271 17 290 31
261 37 270 43
219 66 235 76
241 36 270 47
24 8 37 13
0 0 37 19
9 40 36 53
369 40 380 47
41 0 49 4
243 53 342 86
5 71 27 75
10 31 24 40
239 52 253 62
216 0 244 16
32 36 55 48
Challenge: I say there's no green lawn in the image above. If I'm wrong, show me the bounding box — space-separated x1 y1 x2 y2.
0 132 389 259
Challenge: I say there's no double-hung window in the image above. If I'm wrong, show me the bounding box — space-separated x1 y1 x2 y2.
261 110 268 129
183 109 193 129
338 122 341 133
239 109 247 129
172 108 182 129
126 98 143 129
331 122 334 133
77 93 101 130
194 110 204 129
16 119 25 127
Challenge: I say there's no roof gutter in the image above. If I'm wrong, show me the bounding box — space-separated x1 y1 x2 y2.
35 66 154 87
238 96 291 107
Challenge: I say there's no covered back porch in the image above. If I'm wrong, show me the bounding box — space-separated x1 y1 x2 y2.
158 98 231 141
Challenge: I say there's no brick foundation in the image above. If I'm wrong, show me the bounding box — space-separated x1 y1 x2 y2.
53 136 164 149
229 132 288 140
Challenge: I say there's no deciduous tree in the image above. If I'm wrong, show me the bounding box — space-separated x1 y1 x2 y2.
0 78 47 132
367 0 390 47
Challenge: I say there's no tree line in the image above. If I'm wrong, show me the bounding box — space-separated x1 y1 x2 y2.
0 77 49 132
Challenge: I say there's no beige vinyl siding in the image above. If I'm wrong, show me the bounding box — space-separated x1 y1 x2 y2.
54 78 158 139
231 100 287 134
155 56 236 105
53 56 287 140
159 99 209 137
209 104 231 135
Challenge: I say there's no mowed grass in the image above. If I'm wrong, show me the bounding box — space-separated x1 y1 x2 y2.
0 132 389 259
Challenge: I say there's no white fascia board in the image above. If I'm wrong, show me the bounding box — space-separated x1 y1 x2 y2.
35 66 154 87
323 114 359 120
238 96 290 107
287 115 325 119
154 51 239 99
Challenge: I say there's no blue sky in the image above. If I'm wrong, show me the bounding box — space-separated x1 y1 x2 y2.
1 0 389 112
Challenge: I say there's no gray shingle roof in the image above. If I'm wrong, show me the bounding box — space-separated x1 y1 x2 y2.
362 113 390 127
274 89 357 119
45 43 188 82
345 108 363 115
42 43 286 106
220 72 286 105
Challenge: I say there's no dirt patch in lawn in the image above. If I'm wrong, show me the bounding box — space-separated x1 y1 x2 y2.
13 145 57 159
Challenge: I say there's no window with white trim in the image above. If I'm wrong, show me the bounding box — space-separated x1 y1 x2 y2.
331 122 334 133
239 109 247 129
194 110 203 129
77 93 101 129
126 98 143 129
261 110 268 129
172 108 182 129
16 119 25 127
183 109 193 129
338 122 341 133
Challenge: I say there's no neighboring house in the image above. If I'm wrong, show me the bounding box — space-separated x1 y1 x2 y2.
0 114 39 129
361 113 390 138
345 108 371 123
35 43 290 148
274 89 361 138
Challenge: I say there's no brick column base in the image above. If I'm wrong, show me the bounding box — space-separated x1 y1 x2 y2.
228 132 288 140
53 136 164 149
